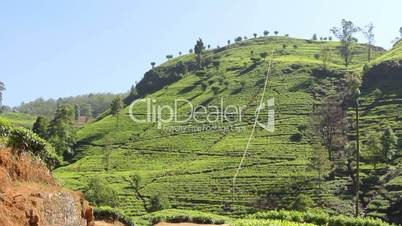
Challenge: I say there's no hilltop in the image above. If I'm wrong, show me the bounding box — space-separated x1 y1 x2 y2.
52 36 400 224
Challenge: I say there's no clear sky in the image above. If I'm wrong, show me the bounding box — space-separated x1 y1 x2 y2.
1 0 401 106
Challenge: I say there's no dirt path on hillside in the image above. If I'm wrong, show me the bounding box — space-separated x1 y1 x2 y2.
155 222 229 226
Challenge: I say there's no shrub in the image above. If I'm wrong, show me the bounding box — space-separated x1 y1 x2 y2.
290 133 303 142
0 118 12 137
2 124 60 169
290 194 314 211
149 193 171 212
84 176 118 207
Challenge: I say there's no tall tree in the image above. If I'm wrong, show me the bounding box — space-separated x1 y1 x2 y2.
346 73 361 217
354 90 361 218
263 30 269 36
48 104 76 157
362 23 375 62
234 36 242 42
309 142 332 192
102 148 112 172
313 95 347 161
320 46 331 70
365 131 383 169
253 33 257 38
400 27 402 38
312 34 317 40
32 116 49 139
194 38 205 68
110 96 123 128
150 62 156 68
381 126 398 163
274 31 279 35
128 174 148 211
0 81 5 107
330 19 359 66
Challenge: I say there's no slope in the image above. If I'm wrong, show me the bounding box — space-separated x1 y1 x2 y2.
54 36 386 219
358 40 402 223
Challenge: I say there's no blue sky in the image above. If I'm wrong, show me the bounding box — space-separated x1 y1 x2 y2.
1 0 401 106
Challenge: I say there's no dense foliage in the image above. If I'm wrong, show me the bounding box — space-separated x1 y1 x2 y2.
15 93 123 118
0 118 60 168
84 176 119 207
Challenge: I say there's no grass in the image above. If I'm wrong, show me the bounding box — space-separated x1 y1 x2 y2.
52 36 399 222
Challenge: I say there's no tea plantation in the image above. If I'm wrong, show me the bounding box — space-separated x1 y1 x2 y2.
53 36 401 224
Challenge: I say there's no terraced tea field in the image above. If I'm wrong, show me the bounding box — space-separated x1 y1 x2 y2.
53 36 401 220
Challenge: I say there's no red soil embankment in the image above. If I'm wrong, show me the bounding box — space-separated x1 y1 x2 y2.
0 147 94 226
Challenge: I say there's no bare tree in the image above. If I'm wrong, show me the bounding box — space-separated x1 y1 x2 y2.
362 23 375 62
331 19 359 66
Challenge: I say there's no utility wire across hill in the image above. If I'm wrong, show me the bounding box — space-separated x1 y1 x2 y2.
231 50 275 198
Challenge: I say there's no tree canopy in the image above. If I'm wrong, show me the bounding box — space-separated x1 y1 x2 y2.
330 19 359 66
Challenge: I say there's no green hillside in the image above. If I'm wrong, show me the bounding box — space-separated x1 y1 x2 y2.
371 40 402 64
0 112 36 128
357 40 402 221
53 36 400 223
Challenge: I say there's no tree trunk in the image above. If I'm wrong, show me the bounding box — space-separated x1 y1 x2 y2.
355 104 360 217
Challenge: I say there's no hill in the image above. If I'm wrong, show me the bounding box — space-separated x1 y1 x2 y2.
357 40 402 222
53 36 400 223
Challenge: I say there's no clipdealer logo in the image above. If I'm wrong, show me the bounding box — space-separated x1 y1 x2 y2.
128 97 274 132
